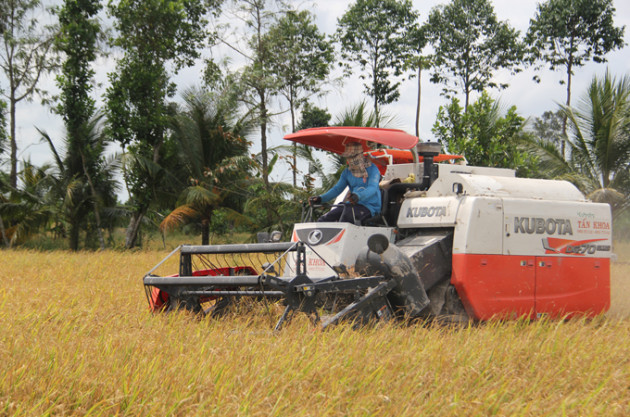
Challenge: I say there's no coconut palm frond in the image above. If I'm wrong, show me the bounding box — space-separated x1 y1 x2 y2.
181 185 221 208
160 205 202 232
37 128 65 174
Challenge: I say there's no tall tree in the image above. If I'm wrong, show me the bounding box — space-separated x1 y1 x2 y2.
432 92 538 177
0 0 58 188
266 9 333 187
336 0 418 126
425 0 523 111
405 24 430 138
532 110 564 147
106 0 217 248
219 0 282 189
525 0 625 155
54 0 104 250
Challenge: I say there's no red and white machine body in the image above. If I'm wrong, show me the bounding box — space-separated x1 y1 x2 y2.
290 161 611 320
285 128 612 321
398 164 612 319
143 127 612 326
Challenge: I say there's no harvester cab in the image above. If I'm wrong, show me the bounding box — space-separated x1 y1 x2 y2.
143 127 613 329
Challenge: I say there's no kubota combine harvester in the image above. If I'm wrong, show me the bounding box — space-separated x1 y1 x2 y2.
143 127 612 329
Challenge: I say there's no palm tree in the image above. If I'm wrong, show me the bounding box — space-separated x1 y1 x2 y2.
526 71 630 217
333 100 399 128
39 113 119 250
562 71 630 197
160 87 253 244
0 161 57 246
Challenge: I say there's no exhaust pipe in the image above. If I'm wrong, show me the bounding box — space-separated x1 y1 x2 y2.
355 234 430 317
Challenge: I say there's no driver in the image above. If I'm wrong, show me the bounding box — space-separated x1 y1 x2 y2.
309 141 381 224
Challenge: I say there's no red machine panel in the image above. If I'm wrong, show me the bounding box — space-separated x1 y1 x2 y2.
452 254 610 320
451 254 535 320
535 257 610 318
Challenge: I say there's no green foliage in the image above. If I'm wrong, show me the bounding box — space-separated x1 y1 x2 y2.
532 110 565 147
0 161 57 246
38 114 119 250
53 0 104 250
243 179 301 238
107 0 212 71
54 0 100 129
334 100 397 129
426 0 524 109
524 72 630 216
160 87 253 244
432 92 538 177
526 0 625 84
336 0 419 125
209 207 230 235
563 72 630 206
106 0 216 248
266 9 333 132
296 103 331 131
106 0 211 149
265 9 333 187
226 0 284 188
404 24 431 137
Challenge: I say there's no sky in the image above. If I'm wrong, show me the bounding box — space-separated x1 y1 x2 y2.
3 0 630 192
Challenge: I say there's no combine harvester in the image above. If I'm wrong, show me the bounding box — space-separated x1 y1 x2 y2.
143 127 612 329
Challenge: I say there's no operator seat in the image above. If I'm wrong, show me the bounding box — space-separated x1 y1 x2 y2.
362 188 390 227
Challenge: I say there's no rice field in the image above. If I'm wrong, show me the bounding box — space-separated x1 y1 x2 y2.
1 246 629 416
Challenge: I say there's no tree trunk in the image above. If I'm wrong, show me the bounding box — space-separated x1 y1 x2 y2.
201 218 210 245
561 46 574 160
0 214 10 248
415 62 422 138
372 55 380 128
124 136 162 249
125 210 144 249
80 150 105 250
9 94 17 189
464 87 470 113
69 219 80 251
291 100 297 188
259 90 269 189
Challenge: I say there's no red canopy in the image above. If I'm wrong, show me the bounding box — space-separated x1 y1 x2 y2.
284 127 419 154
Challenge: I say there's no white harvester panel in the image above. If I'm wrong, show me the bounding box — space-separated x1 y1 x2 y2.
427 171 582 200
452 197 504 255
397 196 459 228
503 198 612 258
396 170 612 258
290 222 395 278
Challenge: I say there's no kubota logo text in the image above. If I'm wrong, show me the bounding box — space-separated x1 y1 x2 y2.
514 217 573 235
406 206 447 218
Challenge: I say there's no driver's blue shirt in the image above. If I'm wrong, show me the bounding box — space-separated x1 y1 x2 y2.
319 164 381 216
